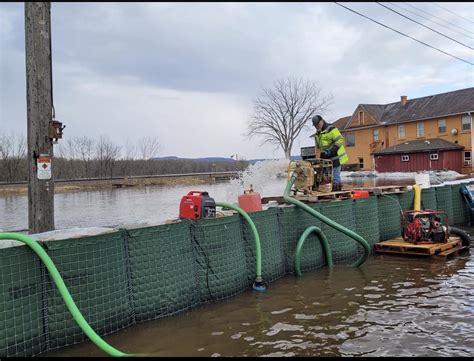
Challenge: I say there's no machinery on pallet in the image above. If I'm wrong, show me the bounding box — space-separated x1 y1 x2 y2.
402 209 449 244
179 191 216 219
287 159 334 194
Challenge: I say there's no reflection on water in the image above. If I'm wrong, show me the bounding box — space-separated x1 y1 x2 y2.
45 238 474 357
1 169 469 232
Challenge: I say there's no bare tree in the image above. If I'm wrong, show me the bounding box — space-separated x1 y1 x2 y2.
56 137 77 159
247 77 333 159
74 136 95 177
0 132 27 182
137 136 161 160
123 137 137 160
95 135 121 177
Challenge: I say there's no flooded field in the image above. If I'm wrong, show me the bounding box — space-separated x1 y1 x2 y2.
44 233 474 357
0 166 428 232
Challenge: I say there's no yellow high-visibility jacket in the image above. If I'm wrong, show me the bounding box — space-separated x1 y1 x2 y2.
314 125 348 167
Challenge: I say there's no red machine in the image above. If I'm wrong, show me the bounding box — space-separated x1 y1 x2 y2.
402 209 448 244
179 191 216 220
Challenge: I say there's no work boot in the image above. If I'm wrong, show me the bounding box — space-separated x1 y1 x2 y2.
333 183 342 192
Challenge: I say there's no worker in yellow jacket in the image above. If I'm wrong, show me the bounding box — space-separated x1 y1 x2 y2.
311 115 348 191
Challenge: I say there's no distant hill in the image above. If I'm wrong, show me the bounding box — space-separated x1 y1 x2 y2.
152 156 236 162
152 155 302 163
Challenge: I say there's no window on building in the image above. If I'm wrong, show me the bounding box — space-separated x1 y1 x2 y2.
346 133 355 147
401 155 410 162
430 153 439 160
464 151 471 165
417 121 424 137
373 128 379 142
438 119 446 134
398 125 405 139
358 111 364 125
358 157 364 169
462 115 471 131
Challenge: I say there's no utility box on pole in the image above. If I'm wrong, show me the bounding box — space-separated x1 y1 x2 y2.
25 2 55 233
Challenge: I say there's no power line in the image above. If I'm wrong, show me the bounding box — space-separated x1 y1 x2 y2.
431 2 474 25
402 2 474 35
333 2 473 66
376 2 473 50
387 2 474 40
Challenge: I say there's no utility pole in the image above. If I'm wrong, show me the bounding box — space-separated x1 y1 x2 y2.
25 2 55 233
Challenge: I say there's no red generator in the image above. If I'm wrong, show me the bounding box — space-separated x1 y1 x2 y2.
402 209 448 244
179 191 216 220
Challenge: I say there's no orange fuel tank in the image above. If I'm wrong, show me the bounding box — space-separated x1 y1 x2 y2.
238 187 263 213
351 190 369 199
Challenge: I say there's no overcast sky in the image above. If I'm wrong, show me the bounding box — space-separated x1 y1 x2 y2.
1 2 473 159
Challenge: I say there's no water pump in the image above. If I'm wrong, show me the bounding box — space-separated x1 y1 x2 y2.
402 209 448 244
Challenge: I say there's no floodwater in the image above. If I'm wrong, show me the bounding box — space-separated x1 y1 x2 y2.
0 170 421 232
44 236 474 357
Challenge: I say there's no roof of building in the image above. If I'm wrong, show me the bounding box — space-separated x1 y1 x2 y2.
339 87 474 130
373 138 464 155
332 116 351 129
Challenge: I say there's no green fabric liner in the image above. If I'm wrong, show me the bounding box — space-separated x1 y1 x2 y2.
398 190 414 211
123 219 199 322
377 195 402 241
421 188 437 211
353 196 380 251
279 204 326 274
43 231 132 349
435 186 454 226
320 199 360 265
450 184 468 226
0 245 47 357
243 208 285 283
191 215 249 303
0 187 470 356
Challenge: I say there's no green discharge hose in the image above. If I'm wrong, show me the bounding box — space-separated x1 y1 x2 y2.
294 226 333 276
216 202 262 280
284 174 370 267
0 232 135 357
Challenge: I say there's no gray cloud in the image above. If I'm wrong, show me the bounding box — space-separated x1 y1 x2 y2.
1 2 473 158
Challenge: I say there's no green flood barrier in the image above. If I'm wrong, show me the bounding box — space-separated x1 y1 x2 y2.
294 226 333 276
283 174 370 268
0 232 134 357
215 202 266 291
279 203 327 274
123 220 198 322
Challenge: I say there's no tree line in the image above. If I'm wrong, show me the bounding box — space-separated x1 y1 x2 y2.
0 133 248 183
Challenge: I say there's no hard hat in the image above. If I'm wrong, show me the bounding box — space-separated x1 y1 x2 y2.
312 115 323 126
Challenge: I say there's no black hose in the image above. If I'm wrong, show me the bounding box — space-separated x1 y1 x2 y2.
448 226 473 248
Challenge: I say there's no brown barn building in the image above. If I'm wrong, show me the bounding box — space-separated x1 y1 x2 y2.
333 87 474 174
373 138 463 173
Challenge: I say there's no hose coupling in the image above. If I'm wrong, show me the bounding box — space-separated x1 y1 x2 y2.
253 276 267 292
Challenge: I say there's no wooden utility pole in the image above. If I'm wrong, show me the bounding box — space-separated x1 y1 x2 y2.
25 2 55 233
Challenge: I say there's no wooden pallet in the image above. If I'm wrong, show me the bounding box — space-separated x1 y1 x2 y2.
261 196 285 204
374 236 463 257
294 190 353 202
351 185 410 195
261 190 352 204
